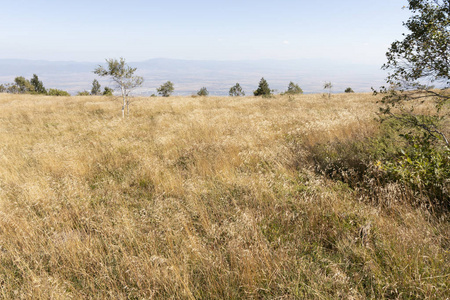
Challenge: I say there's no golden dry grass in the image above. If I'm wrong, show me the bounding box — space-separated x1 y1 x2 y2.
0 93 448 299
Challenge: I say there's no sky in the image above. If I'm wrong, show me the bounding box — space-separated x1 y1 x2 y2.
1 0 410 65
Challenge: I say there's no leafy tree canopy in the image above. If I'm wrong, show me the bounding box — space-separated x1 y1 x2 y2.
157 81 174 97
229 83 245 97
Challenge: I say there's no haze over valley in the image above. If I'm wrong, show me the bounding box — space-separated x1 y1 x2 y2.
0 58 386 95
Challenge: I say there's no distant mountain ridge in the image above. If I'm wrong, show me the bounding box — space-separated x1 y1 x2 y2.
0 58 386 95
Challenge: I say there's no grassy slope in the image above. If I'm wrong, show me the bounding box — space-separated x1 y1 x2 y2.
0 93 448 299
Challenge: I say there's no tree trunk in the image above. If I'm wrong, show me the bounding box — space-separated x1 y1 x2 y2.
121 85 126 118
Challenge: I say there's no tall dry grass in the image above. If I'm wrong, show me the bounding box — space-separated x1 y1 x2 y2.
0 93 448 299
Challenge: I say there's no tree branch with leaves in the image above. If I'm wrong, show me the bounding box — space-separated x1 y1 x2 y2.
94 58 143 118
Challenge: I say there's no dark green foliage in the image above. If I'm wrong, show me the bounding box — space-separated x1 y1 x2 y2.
91 79 101 95
77 91 90 96
229 83 245 96
253 77 272 97
30 74 46 94
47 89 70 96
103 87 113 96
197 87 209 96
285 81 303 95
345 87 354 93
0 84 5 93
157 81 174 97
14 76 34 94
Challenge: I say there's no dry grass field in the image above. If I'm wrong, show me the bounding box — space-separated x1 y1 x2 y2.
0 93 448 299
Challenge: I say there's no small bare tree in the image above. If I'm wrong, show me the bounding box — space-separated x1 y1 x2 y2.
94 58 143 118
324 82 332 98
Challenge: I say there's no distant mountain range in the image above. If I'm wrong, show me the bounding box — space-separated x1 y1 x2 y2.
0 58 387 95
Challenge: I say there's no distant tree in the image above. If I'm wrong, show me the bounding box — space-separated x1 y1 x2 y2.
77 90 90 96
6 83 19 94
103 87 114 96
345 87 354 93
30 74 47 94
197 87 209 96
229 83 245 97
94 58 144 117
14 76 34 94
254 77 272 97
323 82 333 98
0 84 5 93
285 81 303 95
150 93 157 97
157 81 174 97
47 89 70 96
91 79 102 95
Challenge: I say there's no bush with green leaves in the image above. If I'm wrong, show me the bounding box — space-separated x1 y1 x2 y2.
345 87 354 93
229 83 245 96
103 87 113 96
47 89 70 96
77 90 90 96
284 81 303 95
14 76 34 94
253 77 272 97
157 81 174 97
197 87 209 96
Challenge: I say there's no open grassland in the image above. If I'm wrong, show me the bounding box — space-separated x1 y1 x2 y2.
0 93 448 299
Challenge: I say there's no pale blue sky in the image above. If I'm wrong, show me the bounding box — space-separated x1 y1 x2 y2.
1 0 409 64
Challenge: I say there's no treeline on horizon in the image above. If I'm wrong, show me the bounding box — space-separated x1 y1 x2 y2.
0 73 356 97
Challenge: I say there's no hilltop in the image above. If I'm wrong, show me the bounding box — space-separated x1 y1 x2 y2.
0 92 448 298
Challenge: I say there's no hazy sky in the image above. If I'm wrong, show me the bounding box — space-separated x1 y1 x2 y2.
1 0 410 64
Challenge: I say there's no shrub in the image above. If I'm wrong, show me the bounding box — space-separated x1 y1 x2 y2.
47 89 70 96
77 90 90 96
197 87 209 96
229 83 245 96
284 81 303 95
14 76 34 94
103 87 113 96
345 87 354 93
157 81 174 97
